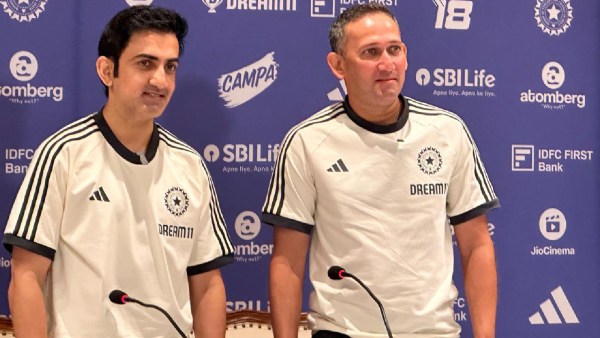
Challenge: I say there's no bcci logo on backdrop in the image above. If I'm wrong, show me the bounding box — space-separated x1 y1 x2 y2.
0 0 46 22
218 52 278 108
535 0 573 36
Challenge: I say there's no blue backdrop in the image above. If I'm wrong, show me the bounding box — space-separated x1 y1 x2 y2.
1 1 598 337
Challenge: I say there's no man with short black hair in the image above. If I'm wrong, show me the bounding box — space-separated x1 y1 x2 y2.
4 5 233 338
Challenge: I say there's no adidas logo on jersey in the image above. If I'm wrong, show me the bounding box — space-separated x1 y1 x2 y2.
327 159 349 173
89 186 110 202
529 286 579 325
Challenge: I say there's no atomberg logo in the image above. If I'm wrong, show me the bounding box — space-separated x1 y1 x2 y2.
519 61 585 109
10 51 38 81
218 52 278 108
233 211 273 263
0 0 47 22
1 51 64 104
235 211 261 241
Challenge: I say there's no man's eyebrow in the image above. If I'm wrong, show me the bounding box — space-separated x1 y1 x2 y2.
132 54 179 63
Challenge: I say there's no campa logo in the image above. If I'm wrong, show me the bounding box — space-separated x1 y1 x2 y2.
529 286 579 325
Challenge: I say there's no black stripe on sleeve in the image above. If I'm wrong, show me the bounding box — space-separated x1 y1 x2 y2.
3 234 56 260
187 253 235 276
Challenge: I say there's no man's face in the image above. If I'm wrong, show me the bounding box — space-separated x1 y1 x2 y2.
330 13 408 109
107 31 180 122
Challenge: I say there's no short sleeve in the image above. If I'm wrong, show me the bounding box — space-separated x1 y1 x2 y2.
3 142 69 259
186 159 234 275
262 131 316 234
446 122 499 225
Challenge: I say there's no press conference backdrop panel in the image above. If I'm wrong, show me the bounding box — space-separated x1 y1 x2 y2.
0 1 598 337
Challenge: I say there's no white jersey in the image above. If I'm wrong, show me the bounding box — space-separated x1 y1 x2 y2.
4 112 234 338
263 96 499 338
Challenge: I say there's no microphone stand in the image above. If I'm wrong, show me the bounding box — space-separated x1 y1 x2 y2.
343 271 393 338
125 297 188 338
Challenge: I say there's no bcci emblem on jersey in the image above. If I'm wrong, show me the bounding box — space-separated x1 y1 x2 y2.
164 187 189 217
417 146 443 175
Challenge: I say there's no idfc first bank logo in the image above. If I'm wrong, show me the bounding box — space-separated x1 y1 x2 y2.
1 51 64 104
0 0 47 22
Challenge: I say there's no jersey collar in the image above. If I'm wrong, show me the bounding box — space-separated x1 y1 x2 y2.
94 109 160 165
343 94 409 134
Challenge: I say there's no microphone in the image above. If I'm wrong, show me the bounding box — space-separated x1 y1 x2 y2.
327 266 393 338
108 289 188 338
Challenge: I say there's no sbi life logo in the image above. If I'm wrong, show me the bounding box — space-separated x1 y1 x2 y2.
1 51 64 104
203 143 280 163
233 211 273 263
416 68 495 88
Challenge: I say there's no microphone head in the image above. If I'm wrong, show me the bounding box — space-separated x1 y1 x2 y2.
109 290 129 304
328 266 346 280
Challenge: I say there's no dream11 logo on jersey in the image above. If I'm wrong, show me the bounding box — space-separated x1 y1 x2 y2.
433 0 473 30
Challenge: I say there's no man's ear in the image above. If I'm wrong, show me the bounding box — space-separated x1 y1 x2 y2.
327 52 345 80
96 56 114 87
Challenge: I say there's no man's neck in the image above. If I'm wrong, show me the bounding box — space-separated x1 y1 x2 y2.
102 103 154 154
348 96 403 125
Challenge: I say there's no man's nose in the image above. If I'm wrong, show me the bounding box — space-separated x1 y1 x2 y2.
149 67 168 88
